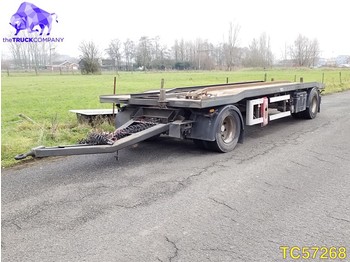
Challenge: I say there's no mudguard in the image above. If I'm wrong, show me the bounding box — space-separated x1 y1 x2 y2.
188 105 244 143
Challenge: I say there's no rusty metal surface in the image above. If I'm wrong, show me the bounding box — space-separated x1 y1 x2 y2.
100 81 324 109
184 81 292 99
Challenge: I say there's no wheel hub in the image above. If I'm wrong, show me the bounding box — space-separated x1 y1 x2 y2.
221 116 236 144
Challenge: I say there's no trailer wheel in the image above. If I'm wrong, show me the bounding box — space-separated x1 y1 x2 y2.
292 88 319 119
300 88 319 119
208 109 241 153
304 89 319 119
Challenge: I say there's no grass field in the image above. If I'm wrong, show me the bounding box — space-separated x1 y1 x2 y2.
2 68 350 167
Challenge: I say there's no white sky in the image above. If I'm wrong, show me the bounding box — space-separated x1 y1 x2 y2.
1 0 349 59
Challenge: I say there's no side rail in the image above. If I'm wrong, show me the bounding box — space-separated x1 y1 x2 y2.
246 87 321 126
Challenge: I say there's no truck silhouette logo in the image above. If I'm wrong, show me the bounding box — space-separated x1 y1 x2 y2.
9 2 58 36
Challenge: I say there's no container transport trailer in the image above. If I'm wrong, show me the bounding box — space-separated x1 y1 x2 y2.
15 80 324 160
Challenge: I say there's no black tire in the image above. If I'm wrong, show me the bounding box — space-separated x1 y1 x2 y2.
207 109 241 153
300 88 319 119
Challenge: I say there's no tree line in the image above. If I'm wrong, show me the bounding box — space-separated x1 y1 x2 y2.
4 32 55 72
80 23 276 74
4 23 320 74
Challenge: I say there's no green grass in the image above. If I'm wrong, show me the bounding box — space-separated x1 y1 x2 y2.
2 69 350 167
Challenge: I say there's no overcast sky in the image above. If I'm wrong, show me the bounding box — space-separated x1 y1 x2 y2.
1 0 349 59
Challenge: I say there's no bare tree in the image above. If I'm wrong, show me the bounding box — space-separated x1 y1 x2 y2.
172 38 219 70
123 39 135 71
6 31 50 70
151 36 161 61
309 38 320 67
172 39 196 70
224 22 241 70
136 36 152 70
79 41 101 74
106 39 122 72
184 40 195 65
195 39 214 70
150 36 164 69
213 43 225 70
172 39 179 62
260 33 273 67
1 57 11 75
172 39 185 62
8 38 25 68
152 43 171 70
243 38 259 67
243 33 273 67
179 39 185 62
290 34 320 67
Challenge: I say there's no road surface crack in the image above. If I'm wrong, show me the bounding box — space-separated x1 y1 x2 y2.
209 197 238 212
11 222 22 230
281 185 297 191
290 160 310 168
308 149 350 162
165 236 179 262
187 167 209 179
2 200 51 230
327 214 350 223
223 214 237 223
312 155 336 164
115 203 141 209
235 144 278 164
307 149 339 164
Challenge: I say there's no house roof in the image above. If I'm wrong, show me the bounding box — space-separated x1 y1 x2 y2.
52 60 79 66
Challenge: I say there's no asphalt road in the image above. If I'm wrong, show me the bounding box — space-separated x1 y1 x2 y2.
2 91 350 262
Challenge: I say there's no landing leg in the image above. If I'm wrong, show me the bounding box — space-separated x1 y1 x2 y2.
114 151 119 161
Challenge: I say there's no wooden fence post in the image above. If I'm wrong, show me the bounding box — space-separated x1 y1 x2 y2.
322 73 324 84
